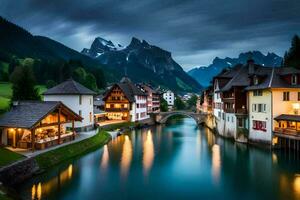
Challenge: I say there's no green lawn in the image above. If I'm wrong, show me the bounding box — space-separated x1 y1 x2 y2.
0 82 46 112
35 131 111 170
0 148 24 167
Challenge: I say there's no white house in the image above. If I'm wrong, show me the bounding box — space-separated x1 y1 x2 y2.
246 67 300 146
43 79 96 131
163 90 175 110
103 77 149 122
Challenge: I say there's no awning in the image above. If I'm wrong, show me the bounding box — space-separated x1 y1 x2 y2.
274 114 300 122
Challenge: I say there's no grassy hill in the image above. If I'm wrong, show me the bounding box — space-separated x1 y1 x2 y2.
0 82 46 113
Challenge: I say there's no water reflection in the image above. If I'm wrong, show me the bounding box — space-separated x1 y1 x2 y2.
31 164 73 200
143 130 155 176
17 118 300 200
100 145 109 170
211 144 221 184
120 135 133 179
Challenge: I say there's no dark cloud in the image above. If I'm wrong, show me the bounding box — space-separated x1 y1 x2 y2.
1 0 299 70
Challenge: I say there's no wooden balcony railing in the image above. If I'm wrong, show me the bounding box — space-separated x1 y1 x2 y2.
105 108 130 112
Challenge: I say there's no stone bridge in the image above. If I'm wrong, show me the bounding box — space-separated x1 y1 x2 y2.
154 111 206 124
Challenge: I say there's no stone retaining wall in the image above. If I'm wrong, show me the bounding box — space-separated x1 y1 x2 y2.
0 158 39 186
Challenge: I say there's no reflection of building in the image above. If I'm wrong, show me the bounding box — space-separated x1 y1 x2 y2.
137 84 160 113
245 67 300 146
0 101 82 151
43 79 96 131
163 90 175 110
103 77 149 122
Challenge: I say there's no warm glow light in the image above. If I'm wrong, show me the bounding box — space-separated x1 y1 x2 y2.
120 135 133 179
100 145 109 170
272 153 278 164
31 184 36 200
68 164 73 179
143 130 154 176
272 137 278 145
293 103 300 110
37 183 42 200
294 176 300 195
212 144 221 184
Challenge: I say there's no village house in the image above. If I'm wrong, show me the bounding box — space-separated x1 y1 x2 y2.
93 94 106 123
212 63 249 140
198 86 213 114
245 67 300 147
43 79 96 131
137 83 160 113
163 90 175 110
0 101 82 151
103 77 149 122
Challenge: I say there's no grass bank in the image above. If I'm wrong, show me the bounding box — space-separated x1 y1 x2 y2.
35 130 111 170
0 148 25 168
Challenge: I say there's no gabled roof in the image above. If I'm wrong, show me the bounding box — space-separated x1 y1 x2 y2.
274 114 300 122
245 67 300 90
0 101 82 129
43 79 96 95
103 77 146 102
220 66 250 92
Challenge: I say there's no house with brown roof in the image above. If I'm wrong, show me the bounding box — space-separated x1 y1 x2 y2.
0 101 82 151
103 77 149 122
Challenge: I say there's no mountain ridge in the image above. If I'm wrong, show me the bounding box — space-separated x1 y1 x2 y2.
188 51 283 87
82 36 202 92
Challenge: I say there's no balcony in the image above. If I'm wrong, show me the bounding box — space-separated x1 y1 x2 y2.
236 108 247 114
105 108 130 112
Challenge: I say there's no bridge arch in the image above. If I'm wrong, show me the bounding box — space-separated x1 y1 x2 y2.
155 111 204 124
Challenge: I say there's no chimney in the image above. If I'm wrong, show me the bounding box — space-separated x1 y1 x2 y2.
247 58 255 74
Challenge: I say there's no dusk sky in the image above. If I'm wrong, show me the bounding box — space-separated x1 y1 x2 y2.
1 0 300 71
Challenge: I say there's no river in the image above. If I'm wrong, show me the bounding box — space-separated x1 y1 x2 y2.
16 117 300 200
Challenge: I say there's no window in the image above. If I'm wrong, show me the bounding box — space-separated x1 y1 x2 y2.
283 92 290 101
90 98 92 105
238 118 244 128
253 90 263 96
89 112 92 122
298 92 300 101
254 76 259 85
136 113 139 120
231 116 234 123
252 104 257 112
222 113 225 120
218 111 221 118
79 95 82 105
227 116 229 122
79 110 82 117
252 120 266 132
292 75 297 85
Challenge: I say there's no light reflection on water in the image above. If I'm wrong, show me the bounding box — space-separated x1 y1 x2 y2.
16 118 300 200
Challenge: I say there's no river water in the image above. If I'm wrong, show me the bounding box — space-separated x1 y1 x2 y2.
16 117 300 199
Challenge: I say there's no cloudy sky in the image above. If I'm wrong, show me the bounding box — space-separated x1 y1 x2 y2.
1 0 299 71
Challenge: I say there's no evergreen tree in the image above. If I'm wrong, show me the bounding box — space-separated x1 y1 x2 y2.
174 96 186 110
284 35 300 68
85 73 98 91
186 94 198 110
10 65 40 101
160 97 168 112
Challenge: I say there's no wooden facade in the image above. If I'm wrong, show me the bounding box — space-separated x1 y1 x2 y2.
104 85 131 121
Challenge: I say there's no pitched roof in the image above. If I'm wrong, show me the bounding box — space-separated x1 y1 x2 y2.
43 79 96 95
274 114 300 122
103 77 146 102
245 67 300 90
0 101 82 129
220 66 251 91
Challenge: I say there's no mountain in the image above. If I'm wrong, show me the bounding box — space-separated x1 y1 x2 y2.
0 16 122 89
82 37 202 92
188 51 283 87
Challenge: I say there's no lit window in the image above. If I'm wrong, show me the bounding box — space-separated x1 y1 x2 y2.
89 112 92 122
